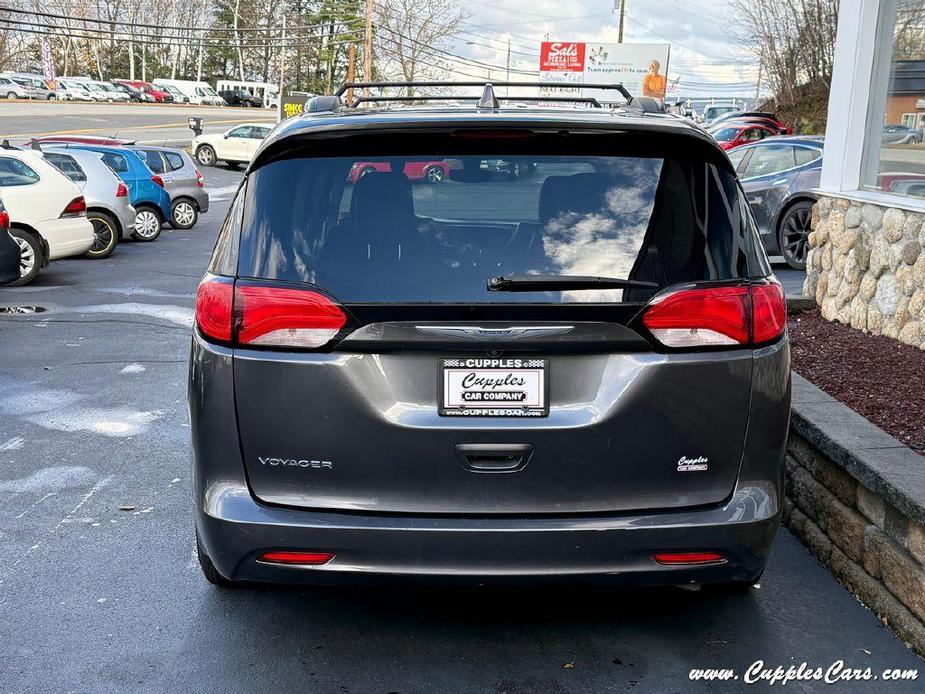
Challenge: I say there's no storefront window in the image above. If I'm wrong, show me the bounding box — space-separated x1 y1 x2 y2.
863 0 925 199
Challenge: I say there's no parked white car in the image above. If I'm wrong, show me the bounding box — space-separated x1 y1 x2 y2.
0 74 31 100
192 122 273 167
56 79 94 102
0 149 94 285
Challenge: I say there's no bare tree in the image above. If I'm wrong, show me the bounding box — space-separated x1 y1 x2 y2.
732 0 839 106
374 0 467 95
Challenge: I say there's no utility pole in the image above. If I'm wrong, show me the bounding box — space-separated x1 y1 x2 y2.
197 36 204 83
617 0 626 43
363 0 373 96
754 44 764 106
278 14 287 109
347 44 356 104
506 38 511 95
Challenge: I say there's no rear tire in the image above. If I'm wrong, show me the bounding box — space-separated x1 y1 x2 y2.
777 200 813 270
7 228 43 286
196 534 239 588
6 92 16 101
131 206 162 242
84 210 119 258
170 199 198 229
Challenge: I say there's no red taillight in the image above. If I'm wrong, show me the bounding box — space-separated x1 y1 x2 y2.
642 282 785 348
195 169 204 188
116 182 128 197
236 285 346 348
151 174 165 188
0 209 8 229
258 551 335 566
195 279 233 342
751 282 787 343
652 552 726 566
194 278 346 349
60 195 86 217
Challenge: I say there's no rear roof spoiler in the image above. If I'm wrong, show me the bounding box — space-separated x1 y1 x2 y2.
303 81 666 116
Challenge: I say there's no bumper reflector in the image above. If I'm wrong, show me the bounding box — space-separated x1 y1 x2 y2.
258 551 335 566
652 552 726 566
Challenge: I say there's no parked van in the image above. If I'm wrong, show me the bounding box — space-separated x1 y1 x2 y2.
153 79 224 106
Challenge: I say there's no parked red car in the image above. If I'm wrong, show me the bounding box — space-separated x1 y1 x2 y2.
348 160 449 183
113 80 174 103
711 123 779 150
32 135 137 146
717 116 793 135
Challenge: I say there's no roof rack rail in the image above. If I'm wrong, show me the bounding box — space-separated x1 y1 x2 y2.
348 94 604 109
308 81 666 116
334 80 633 101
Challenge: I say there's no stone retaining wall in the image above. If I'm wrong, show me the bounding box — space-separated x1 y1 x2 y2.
787 374 925 655
805 196 925 349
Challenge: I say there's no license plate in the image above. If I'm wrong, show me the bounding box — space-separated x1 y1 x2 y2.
439 358 548 418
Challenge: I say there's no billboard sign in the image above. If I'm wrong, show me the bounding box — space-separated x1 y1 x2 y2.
539 42 586 72
539 41 670 103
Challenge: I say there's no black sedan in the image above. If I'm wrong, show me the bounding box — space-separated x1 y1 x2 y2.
726 136 823 269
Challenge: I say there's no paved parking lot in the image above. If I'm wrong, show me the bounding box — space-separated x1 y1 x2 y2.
0 101 276 146
1 164 919 693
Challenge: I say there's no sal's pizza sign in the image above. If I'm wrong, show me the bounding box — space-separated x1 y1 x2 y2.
540 42 586 72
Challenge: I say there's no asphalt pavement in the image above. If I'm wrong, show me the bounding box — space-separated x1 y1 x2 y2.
0 165 919 694
0 101 276 147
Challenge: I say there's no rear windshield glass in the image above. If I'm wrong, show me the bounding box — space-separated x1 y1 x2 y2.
238 152 766 304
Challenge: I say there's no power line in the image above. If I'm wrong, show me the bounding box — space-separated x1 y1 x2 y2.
0 5 364 34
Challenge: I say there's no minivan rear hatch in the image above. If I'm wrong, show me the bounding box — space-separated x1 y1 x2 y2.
225 126 771 515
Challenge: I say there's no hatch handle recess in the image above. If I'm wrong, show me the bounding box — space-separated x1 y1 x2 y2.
455 444 533 473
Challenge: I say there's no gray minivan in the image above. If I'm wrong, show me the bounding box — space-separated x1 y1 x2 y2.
190 83 790 590
132 146 209 229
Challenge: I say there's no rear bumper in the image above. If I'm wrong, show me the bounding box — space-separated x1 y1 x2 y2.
40 218 94 260
192 188 209 214
197 484 780 586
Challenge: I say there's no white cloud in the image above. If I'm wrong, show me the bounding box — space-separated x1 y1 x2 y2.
443 0 760 97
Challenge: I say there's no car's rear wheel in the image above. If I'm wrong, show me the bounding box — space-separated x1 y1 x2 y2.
6 92 16 101
196 534 239 588
170 199 198 229
131 206 162 242
778 200 813 270
6 228 43 286
84 211 119 258
425 165 445 184
196 145 216 167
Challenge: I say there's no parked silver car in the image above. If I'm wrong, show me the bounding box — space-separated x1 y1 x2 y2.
41 147 136 258
131 146 209 229
0 74 30 100
11 74 56 100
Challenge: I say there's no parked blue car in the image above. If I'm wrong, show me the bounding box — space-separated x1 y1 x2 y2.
59 144 171 242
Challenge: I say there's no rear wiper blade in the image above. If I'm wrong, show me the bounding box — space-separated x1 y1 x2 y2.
487 274 658 292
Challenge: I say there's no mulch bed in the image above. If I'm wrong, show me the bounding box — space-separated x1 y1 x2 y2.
788 309 925 455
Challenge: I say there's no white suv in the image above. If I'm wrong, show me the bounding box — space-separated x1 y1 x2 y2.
0 150 94 285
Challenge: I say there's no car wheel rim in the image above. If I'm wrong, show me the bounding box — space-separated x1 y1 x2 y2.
782 207 812 265
174 202 195 227
14 236 34 277
198 148 214 165
426 167 444 183
135 211 159 238
90 218 115 253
